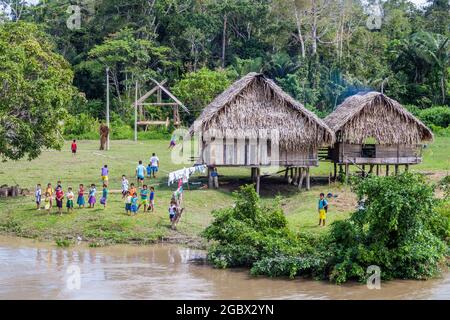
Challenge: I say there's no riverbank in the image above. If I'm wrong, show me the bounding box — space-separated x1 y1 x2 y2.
0 138 448 247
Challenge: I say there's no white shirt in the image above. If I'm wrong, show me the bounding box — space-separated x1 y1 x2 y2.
150 156 159 167
122 178 129 191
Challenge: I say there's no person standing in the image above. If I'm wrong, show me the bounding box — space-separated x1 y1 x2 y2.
71 140 77 156
136 160 146 187
101 165 109 187
318 193 329 227
149 153 160 178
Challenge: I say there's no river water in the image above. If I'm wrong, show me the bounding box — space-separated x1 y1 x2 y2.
0 235 448 300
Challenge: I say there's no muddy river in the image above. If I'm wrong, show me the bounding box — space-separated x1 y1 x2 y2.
0 235 448 299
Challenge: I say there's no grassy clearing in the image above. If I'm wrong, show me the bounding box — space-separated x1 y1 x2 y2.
0 137 448 246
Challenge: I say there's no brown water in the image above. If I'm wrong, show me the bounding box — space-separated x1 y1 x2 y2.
0 235 448 300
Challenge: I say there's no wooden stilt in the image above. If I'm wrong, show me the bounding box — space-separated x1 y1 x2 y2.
333 162 337 180
386 165 389 176
284 167 289 181
293 167 299 185
213 168 219 189
256 167 260 195
208 167 213 189
369 164 374 174
306 167 311 190
298 168 305 190
345 164 349 182
405 164 409 172
376 165 380 176
395 164 399 176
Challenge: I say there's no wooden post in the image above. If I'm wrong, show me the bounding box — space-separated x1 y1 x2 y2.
293 167 298 185
298 168 305 190
208 167 213 189
395 164 399 176
345 163 349 182
405 164 409 172
297 167 302 185
134 81 138 142
306 167 311 190
214 168 219 189
284 167 289 182
386 165 389 176
369 164 374 174
256 167 261 195
333 162 337 180
376 165 380 176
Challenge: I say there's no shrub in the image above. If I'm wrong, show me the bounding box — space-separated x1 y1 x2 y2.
202 185 313 269
327 173 447 283
63 113 99 139
417 106 450 128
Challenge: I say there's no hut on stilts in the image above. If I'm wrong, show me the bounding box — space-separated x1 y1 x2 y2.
190 73 334 193
324 92 433 179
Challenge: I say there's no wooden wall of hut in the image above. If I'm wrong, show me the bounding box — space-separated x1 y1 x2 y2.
201 138 318 167
328 142 422 165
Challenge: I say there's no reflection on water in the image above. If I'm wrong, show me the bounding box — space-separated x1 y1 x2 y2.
0 236 448 300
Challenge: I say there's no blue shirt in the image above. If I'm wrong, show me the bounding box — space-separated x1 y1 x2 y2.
131 197 138 206
136 165 146 177
318 199 328 209
146 165 151 175
150 191 155 200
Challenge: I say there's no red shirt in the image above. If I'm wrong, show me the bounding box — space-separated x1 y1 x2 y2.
71 142 77 151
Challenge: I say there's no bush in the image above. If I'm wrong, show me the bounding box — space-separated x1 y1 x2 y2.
327 173 447 284
63 113 99 139
202 185 313 270
417 106 450 128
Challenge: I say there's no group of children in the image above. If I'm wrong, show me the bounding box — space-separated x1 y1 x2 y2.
35 182 108 215
121 175 156 215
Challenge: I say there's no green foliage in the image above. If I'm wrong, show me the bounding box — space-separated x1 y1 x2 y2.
202 185 313 269
327 173 448 283
417 106 450 128
0 22 75 160
172 68 235 121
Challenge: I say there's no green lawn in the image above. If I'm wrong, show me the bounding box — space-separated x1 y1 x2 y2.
0 137 448 246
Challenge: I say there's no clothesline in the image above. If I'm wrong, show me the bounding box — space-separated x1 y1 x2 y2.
168 165 207 186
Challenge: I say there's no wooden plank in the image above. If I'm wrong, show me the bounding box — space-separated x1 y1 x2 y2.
139 102 179 106
150 79 190 114
342 157 422 164
136 79 167 104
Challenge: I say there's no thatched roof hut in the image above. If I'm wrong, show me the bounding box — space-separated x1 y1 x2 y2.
191 73 334 151
325 92 433 144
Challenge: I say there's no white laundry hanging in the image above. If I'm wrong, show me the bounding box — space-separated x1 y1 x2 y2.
167 165 207 186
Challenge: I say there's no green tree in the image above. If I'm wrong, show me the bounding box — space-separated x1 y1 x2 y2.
0 22 75 160
172 67 235 122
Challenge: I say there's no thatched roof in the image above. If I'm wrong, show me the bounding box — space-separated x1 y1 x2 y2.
324 92 433 144
190 73 334 151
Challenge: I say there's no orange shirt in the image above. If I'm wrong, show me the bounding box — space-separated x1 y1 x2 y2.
46 187 53 196
129 187 136 197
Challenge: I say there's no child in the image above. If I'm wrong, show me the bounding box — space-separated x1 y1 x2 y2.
101 165 109 187
77 184 85 208
35 184 42 210
318 193 329 227
168 134 176 149
71 139 77 156
136 160 146 187
138 185 149 213
129 183 137 197
169 200 177 227
55 185 64 215
100 184 108 209
66 187 75 213
146 163 152 179
88 184 97 208
45 183 54 209
121 175 129 199
124 191 132 215
44 192 51 214
149 186 155 212
130 193 138 215
149 153 159 178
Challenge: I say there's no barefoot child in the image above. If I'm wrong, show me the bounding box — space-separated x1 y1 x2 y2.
66 187 74 213
88 184 97 208
121 175 129 199
55 185 64 215
124 191 132 215
130 193 138 215
101 165 109 187
45 183 54 209
44 192 51 214
169 200 177 224
149 186 155 212
100 184 108 209
318 193 329 227
35 184 42 210
77 184 85 208
129 183 137 197
71 139 77 156
138 185 149 212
